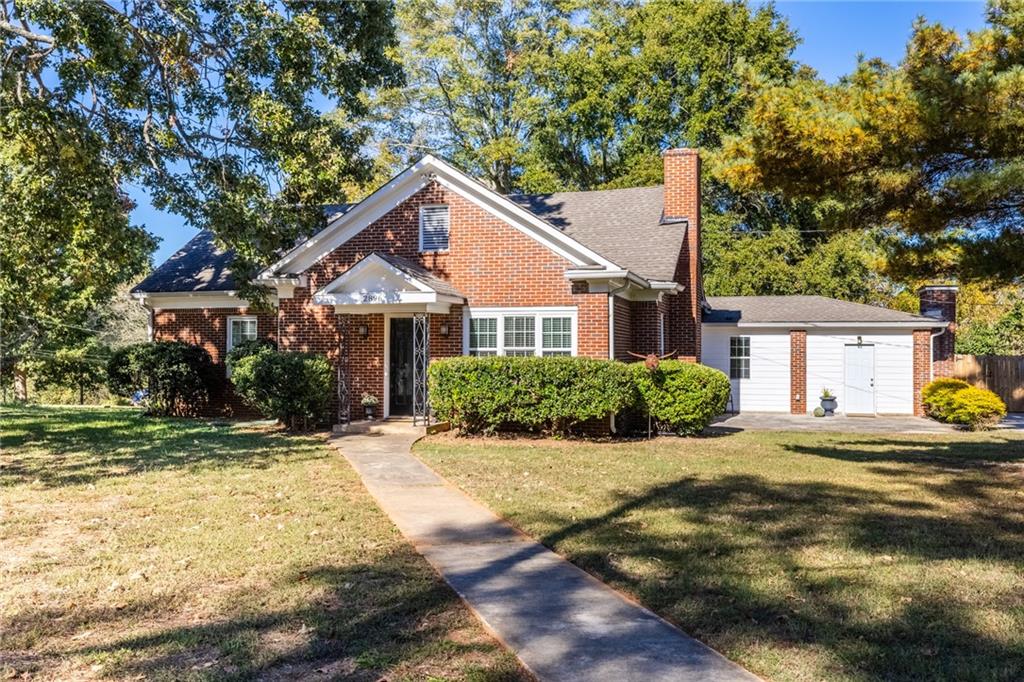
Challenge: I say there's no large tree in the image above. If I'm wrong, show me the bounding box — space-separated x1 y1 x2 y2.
1 0 401 306
717 0 1024 284
1 0 400 390
368 0 798 193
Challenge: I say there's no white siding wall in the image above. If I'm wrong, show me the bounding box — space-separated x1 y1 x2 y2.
702 325 791 412
806 329 914 415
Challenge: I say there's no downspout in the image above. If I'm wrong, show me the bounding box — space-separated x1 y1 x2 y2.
607 280 631 433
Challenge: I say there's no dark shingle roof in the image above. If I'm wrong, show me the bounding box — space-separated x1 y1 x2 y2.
134 205 356 294
375 252 465 299
508 186 680 281
704 296 940 324
133 187 682 293
132 230 238 293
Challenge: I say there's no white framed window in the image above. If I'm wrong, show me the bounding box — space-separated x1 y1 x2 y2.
419 204 450 252
730 336 750 379
227 316 258 353
464 307 577 357
468 318 498 356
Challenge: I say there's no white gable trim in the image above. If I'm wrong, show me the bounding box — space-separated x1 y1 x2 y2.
261 155 622 278
311 253 463 309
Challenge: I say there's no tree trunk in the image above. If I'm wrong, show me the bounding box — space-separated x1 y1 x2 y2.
79 383 85 405
14 366 28 402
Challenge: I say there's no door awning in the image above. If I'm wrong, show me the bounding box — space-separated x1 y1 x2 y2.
312 252 465 313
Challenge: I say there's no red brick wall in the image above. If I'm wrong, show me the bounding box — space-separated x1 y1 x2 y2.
631 298 669 358
663 149 701 362
152 307 277 417
612 296 633 361
912 329 933 416
790 330 807 414
919 286 957 378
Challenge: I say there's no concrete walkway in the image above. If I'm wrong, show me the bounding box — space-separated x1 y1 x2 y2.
331 421 758 682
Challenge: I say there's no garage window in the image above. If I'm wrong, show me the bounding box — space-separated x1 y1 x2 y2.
730 336 750 379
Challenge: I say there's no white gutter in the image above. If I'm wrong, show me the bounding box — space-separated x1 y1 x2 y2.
929 327 947 381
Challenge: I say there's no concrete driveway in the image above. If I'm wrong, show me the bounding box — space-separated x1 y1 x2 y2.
709 412 957 434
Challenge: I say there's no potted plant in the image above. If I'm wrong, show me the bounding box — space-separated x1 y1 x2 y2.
361 392 379 420
820 388 838 416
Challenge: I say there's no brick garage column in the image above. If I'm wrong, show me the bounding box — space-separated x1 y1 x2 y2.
912 329 932 416
790 330 807 414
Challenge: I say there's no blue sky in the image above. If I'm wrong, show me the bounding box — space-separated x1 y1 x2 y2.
137 1 989 265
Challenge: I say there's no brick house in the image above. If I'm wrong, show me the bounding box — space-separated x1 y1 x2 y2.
133 149 955 422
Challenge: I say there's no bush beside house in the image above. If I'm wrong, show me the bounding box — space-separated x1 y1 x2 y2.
631 360 731 435
429 356 730 437
228 346 332 429
107 341 216 416
429 356 636 435
922 378 1006 430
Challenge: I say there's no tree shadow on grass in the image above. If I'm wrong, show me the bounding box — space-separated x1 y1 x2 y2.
3 549 525 682
520 460 1024 680
1 405 325 488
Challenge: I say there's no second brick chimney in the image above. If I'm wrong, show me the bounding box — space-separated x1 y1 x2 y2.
919 285 958 378
663 148 702 362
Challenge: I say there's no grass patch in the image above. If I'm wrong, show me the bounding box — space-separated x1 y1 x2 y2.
417 429 1024 681
1 405 525 681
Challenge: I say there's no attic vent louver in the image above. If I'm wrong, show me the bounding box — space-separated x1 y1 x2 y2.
420 205 450 252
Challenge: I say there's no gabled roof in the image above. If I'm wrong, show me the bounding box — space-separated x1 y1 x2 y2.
261 155 622 280
508 186 681 282
312 251 465 311
704 296 942 326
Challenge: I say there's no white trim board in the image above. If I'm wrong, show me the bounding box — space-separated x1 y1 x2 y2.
260 154 623 278
133 291 261 310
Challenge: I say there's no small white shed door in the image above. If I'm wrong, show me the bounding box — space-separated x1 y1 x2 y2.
844 344 876 415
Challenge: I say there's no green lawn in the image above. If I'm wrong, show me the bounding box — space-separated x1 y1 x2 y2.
0 405 525 681
417 429 1024 681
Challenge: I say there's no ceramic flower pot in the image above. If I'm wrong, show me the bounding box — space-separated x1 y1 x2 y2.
820 396 838 416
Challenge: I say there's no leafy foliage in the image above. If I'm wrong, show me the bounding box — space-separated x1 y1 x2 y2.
956 297 1024 355
718 0 1024 283
922 378 1006 430
31 339 110 405
107 342 215 416
428 356 636 435
1 0 401 305
366 0 797 192
225 338 277 368
631 360 731 435
229 347 332 429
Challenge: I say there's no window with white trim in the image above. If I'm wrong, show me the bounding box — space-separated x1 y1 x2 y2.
419 204 450 252
468 318 498 356
541 317 572 356
465 308 576 357
228 316 258 353
729 336 750 379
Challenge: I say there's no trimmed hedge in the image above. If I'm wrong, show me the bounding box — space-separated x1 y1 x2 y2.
631 360 731 435
428 356 636 435
229 346 332 429
922 377 1006 430
107 341 216 416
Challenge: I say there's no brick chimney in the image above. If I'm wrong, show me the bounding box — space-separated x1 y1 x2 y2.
663 148 702 362
919 285 958 377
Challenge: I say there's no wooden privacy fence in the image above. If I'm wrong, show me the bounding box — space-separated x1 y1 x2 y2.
954 354 1024 412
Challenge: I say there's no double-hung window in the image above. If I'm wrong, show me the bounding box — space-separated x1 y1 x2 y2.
227 316 258 353
466 308 576 357
729 336 750 379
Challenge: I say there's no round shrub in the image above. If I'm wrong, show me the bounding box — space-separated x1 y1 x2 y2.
106 341 216 416
428 356 636 435
230 348 332 429
631 360 731 435
225 337 276 368
921 378 971 419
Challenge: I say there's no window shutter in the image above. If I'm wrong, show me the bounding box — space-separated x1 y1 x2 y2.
420 205 450 252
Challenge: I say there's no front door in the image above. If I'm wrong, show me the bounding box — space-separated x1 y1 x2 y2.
389 318 414 416
844 344 875 415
